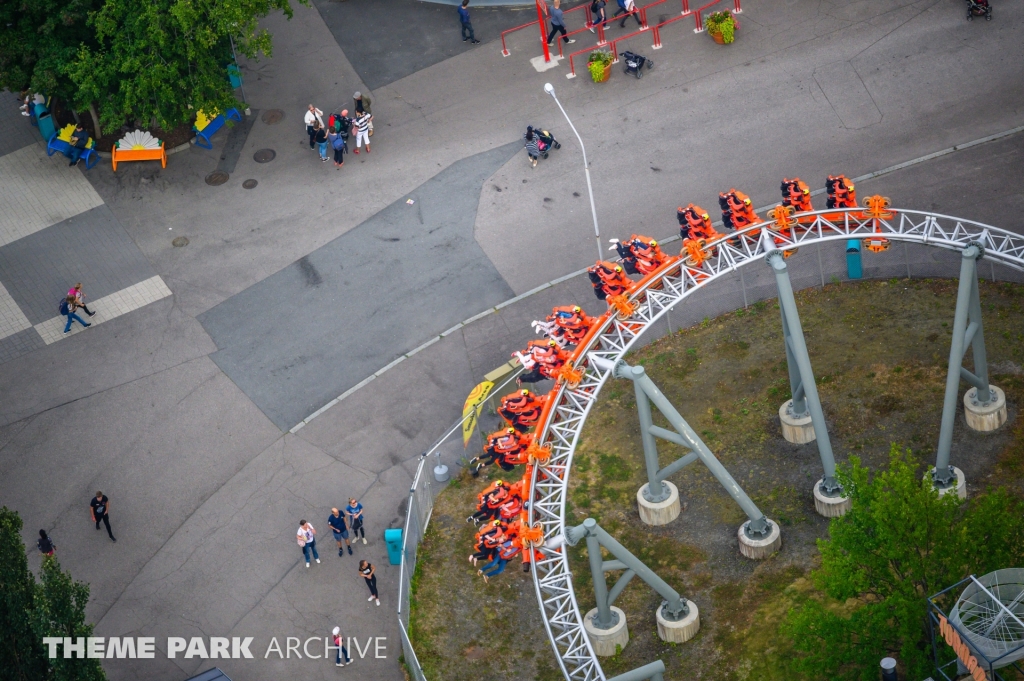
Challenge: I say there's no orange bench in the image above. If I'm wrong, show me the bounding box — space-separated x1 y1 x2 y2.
111 143 167 171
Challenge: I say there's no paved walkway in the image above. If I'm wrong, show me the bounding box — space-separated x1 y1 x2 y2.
0 0 1021 679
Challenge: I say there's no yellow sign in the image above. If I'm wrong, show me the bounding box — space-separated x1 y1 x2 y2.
462 381 494 447
938 615 987 681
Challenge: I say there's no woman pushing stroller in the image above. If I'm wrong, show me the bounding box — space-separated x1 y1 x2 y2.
524 125 561 167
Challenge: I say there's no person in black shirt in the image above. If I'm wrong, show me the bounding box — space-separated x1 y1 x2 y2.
328 508 353 556
90 491 116 542
37 529 56 556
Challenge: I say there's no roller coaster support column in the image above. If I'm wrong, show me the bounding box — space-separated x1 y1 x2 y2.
933 244 1006 498
607 660 666 681
767 251 850 518
565 518 700 651
591 355 781 558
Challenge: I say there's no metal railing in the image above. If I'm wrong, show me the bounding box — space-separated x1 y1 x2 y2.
502 0 592 58
527 208 1024 681
396 368 523 680
692 0 741 33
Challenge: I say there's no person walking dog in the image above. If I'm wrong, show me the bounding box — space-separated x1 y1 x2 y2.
61 295 91 335
304 105 324 151
345 498 366 543
458 0 482 44
297 519 320 568
90 491 116 542
358 560 380 606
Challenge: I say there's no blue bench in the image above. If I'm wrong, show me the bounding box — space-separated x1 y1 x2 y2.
46 133 99 169
194 108 242 149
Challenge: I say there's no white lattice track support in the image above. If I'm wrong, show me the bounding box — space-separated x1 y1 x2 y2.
527 208 1024 681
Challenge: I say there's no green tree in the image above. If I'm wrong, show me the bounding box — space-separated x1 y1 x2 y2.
30 559 105 681
68 0 302 137
0 508 105 681
0 0 100 104
0 507 46 681
783 445 1024 681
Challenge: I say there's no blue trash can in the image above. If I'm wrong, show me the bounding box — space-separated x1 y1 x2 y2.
227 64 243 89
34 103 56 142
384 528 403 566
846 239 863 280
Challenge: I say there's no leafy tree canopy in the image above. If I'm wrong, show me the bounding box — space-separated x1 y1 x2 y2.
783 445 1024 681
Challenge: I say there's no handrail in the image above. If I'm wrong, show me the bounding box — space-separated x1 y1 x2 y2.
505 1 592 58
527 208 1024 681
651 11 691 47
693 0 741 32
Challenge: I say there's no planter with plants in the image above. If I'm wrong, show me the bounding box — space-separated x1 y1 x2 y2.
587 50 614 83
705 10 738 44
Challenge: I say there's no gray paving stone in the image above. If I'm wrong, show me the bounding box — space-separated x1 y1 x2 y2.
0 205 156 324
199 141 520 431
0 90 42 157
0 326 45 364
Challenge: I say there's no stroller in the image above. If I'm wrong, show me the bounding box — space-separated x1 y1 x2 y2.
621 50 653 79
528 126 561 159
965 0 991 20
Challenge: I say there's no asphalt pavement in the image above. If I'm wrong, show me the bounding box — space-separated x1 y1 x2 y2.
0 0 1022 679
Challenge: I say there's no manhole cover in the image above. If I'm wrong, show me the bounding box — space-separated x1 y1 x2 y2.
261 109 284 125
172 236 189 247
205 171 229 186
254 149 276 163
242 179 258 189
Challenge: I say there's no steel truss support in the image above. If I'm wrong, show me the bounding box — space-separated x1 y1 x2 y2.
934 243 991 488
590 356 771 537
565 518 689 629
766 251 842 496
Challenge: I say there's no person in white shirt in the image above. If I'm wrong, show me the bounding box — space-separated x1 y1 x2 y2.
615 0 641 27
304 105 324 151
353 112 372 154
297 519 320 567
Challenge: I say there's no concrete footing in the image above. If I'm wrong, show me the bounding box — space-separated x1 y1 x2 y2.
812 482 851 518
738 519 781 559
584 607 629 656
931 465 967 500
964 385 1007 432
637 481 680 526
656 602 700 643
779 400 815 444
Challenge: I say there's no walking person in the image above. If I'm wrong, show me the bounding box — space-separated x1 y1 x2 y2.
458 0 482 44
525 128 541 168
358 560 380 606
90 491 116 542
314 122 329 162
328 508 353 555
589 0 607 32
297 519 320 568
353 91 373 137
37 530 56 557
614 0 641 27
345 498 366 543
304 104 324 151
546 0 576 46
331 627 351 667
61 295 91 335
68 283 96 317
352 111 372 155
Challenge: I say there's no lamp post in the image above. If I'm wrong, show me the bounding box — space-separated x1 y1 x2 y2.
544 83 603 261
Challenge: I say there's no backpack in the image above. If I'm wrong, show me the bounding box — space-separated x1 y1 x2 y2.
328 114 336 130
59 298 69 315
332 135 346 151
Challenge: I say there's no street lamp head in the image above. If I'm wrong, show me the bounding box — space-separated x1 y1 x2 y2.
544 83 555 96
